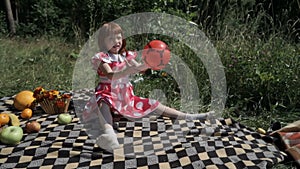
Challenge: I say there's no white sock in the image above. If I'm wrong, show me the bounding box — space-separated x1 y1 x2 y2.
206 111 217 124
96 128 120 151
206 111 215 119
185 111 216 121
185 113 208 120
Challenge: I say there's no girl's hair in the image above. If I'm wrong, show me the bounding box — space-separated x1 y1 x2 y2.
98 22 126 53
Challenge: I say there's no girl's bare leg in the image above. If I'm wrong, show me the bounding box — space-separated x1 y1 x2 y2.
96 101 120 151
155 103 210 120
98 102 114 129
154 103 185 119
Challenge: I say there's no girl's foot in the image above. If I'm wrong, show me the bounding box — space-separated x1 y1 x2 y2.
185 111 216 121
96 128 120 151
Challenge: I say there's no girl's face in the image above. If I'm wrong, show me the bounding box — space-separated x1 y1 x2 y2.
104 33 123 54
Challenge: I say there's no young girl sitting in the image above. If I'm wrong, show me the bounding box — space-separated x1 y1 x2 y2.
84 22 212 151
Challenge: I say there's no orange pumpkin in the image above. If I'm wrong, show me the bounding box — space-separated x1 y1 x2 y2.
13 90 35 110
0 113 10 125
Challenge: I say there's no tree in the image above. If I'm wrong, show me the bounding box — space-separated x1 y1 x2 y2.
4 0 16 35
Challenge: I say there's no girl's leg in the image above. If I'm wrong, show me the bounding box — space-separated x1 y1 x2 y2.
154 103 186 119
96 101 120 151
98 101 114 129
155 103 210 120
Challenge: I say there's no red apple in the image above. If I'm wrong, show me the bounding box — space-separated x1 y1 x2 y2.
25 121 41 133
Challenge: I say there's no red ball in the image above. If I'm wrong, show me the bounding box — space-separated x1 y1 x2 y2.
142 40 171 70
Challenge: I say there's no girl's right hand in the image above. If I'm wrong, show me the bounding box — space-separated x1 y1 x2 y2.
138 63 150 71
128 64 149 74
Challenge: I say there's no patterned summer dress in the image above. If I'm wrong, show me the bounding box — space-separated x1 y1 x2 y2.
85 51 159 119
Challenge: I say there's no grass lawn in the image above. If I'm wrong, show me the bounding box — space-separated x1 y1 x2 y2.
0 37 77 97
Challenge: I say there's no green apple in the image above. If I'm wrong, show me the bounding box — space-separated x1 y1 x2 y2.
57 113 72 125
0 126 23 145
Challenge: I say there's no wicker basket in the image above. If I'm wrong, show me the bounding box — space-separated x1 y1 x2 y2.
39 98 71 114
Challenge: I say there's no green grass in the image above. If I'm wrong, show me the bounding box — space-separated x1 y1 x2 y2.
0 37 77 97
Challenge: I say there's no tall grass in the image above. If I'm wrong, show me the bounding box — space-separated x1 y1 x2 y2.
211 7 300 129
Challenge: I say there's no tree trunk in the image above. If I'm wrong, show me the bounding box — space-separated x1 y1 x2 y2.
14 0 19 24
4 0 16 35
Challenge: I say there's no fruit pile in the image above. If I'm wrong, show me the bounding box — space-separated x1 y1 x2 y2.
33 87 71 114
0 88 73 145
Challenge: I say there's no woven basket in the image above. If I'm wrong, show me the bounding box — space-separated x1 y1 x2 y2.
39 98 71 114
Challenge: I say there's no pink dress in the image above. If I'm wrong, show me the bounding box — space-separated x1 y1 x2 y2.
85 51 159 120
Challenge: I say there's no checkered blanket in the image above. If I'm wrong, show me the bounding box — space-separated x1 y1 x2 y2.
0 90 286 169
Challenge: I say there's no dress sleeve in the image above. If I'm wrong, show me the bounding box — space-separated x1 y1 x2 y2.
91 52 111 70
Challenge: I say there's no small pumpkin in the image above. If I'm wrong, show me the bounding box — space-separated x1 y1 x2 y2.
13 90 35 110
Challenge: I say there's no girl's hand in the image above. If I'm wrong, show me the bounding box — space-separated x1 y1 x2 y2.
126 58 150 72
137 63 150 71
129 63 149 73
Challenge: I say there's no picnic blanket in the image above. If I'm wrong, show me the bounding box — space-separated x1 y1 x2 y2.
0 89 287 168
270 120 300 166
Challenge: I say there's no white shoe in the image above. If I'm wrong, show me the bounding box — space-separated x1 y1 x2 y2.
96 129 120 151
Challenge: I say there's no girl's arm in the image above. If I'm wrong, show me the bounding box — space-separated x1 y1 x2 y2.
98 60 149 80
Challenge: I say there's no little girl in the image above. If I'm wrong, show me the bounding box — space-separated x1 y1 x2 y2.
85 22 211 151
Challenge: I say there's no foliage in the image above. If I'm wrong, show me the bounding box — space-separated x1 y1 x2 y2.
1 0 299 40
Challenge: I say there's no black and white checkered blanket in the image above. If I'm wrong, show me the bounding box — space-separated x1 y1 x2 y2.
0 90 286 168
